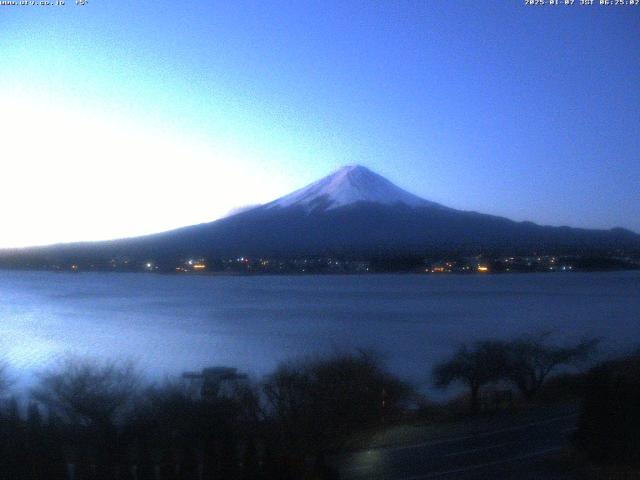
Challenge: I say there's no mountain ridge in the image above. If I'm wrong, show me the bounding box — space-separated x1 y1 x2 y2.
0 165 639 268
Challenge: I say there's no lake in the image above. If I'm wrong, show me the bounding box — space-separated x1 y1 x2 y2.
1 270 639 392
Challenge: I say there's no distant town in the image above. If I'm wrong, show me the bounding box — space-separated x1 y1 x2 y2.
3 251 639 275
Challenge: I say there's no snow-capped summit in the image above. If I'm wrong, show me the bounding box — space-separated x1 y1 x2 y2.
266 165 441 212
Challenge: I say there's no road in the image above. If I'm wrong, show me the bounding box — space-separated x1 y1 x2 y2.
337 409 579 479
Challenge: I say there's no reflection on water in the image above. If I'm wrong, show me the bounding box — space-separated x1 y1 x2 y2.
0 270 638 389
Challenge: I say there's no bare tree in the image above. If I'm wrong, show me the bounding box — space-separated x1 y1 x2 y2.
504 333 598 400
32 357 141 428
263 351 412 455
433 341 508 414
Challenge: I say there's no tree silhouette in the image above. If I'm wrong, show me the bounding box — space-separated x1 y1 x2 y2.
577 352 640 465
264 350 412 474
32 357 140 428
31 357 141 476
504 333 598 400
433 341 508 414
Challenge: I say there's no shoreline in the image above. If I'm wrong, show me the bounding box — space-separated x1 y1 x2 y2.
0 267 638 276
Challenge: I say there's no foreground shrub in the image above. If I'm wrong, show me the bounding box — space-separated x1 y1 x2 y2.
30 358 142 477
576 353 640 466
32 358 141 428
2 351 408 479
263 350 413 456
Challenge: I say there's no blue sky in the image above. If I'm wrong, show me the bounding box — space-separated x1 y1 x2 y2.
1 1 638 246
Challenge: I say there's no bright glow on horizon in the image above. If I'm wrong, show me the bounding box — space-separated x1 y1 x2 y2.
0 89 284 248
2 3 639 245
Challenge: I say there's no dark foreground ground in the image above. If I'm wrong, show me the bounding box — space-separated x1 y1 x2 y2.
335 403 582 480
1 349 636 479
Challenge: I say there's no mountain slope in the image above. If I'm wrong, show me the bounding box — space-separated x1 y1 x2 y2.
1 165 639 266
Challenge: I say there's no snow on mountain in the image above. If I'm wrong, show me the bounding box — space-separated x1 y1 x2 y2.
265 165 442 212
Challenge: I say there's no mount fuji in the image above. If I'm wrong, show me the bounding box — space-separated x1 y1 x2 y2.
2 165 639 266
264 165 442 212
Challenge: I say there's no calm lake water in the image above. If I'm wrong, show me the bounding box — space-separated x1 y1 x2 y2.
1 270 639 391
